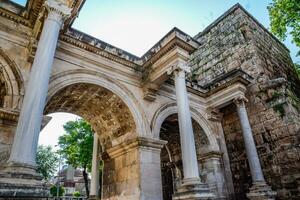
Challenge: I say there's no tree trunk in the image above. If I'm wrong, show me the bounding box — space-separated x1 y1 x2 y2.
83 167 89 197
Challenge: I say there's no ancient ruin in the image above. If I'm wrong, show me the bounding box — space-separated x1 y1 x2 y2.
0 0 299 199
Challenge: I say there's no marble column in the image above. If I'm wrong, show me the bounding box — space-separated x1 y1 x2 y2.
8 0 71 166
168 63 214 199
234 96 276 200
90 133 100 199
168 63 200 182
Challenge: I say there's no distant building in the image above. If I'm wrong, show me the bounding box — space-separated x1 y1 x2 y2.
54 165 90 197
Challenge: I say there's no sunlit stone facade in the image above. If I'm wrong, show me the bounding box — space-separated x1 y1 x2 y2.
0 1 299 200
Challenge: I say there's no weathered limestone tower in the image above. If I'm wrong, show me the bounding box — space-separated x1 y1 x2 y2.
190 4 300 200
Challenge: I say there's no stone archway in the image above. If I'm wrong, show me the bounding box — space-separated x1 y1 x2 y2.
47 69 151 138
159 114 211 200
152 103 227 199
44 81 140 199
0 48 24 110
0 75 5 107
0 49 24 164
151 102 219 150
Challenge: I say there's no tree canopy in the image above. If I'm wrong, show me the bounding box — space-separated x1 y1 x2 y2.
35 145 59 181
268 0 300 55
58 119 94 197
268 0 300 78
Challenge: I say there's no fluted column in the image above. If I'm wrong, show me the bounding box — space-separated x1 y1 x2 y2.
167 63 200 182
90 133 100 199
234 96 276 200
8 0 71 166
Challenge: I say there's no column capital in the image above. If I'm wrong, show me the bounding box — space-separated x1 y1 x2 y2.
45 0 72 22
233 96 248 107
167 62 191 77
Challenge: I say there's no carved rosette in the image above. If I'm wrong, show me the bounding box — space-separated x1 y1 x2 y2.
233 96 248 108
45 0 72 23
167 62 191 78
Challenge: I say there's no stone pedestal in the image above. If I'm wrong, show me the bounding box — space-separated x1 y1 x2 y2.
0 163 49 199
173 179 214 200
200 152 227 199
247 182 277 200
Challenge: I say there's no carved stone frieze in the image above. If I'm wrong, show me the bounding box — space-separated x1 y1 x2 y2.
44 83 136 148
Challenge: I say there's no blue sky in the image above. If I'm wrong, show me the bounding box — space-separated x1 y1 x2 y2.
72 0 299 62
11 0 299 148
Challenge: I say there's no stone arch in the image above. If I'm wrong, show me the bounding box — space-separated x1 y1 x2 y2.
151 102 219 151
0 48 24 110
46 69 151 140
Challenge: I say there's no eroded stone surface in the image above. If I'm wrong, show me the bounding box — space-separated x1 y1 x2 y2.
190 5 300 200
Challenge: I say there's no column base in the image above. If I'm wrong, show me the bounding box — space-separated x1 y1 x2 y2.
0 162 50 199
88 195 99 200
247 181 277 200
172 178 215 200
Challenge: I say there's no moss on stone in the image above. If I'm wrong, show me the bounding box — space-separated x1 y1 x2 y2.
273 103 286 117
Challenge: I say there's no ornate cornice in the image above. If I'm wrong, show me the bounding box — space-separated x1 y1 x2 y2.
0 8 30 27
198 151 223 161
60 29 140 69
142 28 199 69
104 137 167 159
185 69 253 97
0 109 19 122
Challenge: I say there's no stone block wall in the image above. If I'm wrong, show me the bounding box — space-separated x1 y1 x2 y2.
0 119 17 164
103 148 140 200
190 5 300 200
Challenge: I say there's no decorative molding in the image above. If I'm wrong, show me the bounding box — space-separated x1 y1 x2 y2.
105 137 167 159
206 107 223 122
143 83 159 101
0 109 19 122
141 27 199 68
198 150 223 161
0 8 30 27
60 33 140 69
